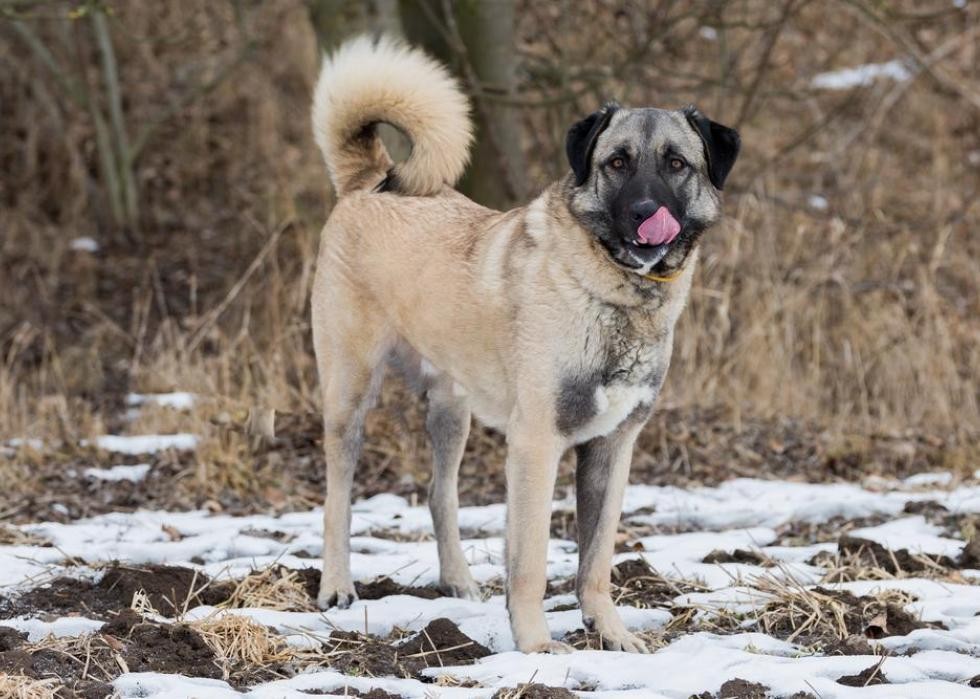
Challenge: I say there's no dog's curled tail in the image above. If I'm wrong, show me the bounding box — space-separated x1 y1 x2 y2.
312 36 473 197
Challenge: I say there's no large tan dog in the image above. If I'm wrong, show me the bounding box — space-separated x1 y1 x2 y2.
311 36 739 653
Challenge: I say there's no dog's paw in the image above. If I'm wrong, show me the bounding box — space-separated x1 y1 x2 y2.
317 578 358 610
522 640 574 654
583 615 649 653
440 578 482 602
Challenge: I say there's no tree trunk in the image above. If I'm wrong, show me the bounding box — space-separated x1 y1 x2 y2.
400 0 526 209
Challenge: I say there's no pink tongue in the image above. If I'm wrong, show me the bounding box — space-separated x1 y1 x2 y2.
637 207 681 246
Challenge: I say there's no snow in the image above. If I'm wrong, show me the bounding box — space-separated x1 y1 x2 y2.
89 433 199 454
125 392 197 410
812 59 913 90
808 194 829 211
83 462 151 483
849 516 965 558
69 236 99 253
3 471 980 697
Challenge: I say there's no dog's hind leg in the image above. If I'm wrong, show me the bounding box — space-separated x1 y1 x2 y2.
425 376 480 600
313 288 392 610
575 419 648 652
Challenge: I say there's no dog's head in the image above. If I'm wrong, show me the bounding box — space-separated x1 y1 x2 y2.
564 103 740 275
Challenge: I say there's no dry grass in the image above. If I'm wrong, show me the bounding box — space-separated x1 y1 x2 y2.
223 567 317 613
0 675 60 699
1 0 978 507
190 613 295 680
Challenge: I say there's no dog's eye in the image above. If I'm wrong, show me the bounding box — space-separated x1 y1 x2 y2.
669 157 686 172
609 157 626 170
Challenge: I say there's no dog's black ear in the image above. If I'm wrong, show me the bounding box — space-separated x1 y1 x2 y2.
566 102 619 186
683 106 741 190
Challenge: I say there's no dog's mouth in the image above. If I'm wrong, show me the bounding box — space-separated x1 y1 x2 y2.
607 206 681 270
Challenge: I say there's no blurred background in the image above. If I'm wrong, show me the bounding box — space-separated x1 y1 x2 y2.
1 0 978 520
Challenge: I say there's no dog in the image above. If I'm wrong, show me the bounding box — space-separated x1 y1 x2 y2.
310 36 739 654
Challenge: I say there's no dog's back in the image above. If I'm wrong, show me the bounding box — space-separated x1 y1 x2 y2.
311 35 473 198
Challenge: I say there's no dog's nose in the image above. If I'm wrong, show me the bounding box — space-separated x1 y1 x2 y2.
629 199 659 223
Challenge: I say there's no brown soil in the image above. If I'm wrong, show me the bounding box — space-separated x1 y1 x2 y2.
812 536 957 576
324 618 489 680
491 684 577 698
323 630 402 678
702 549 773 566
0 646 114 698
0 627 27 651
273 566 443 603
690 679 776 699
0 564 231 620
774 515 890 547
836 664 890 687
101 609 222 679
957 538 980 569
610 557 707 608
357 577 443 601
396 617 491 673
759 587 936 648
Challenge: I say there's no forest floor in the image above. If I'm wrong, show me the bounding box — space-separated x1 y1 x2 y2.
2 395 980 698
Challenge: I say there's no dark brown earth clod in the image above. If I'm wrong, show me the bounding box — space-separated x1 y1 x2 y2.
1 564 232 621
397 617 491 674
702 549 772 566
491 684 577 698
0 626 27 651
719 678 770 698
837 664 890 686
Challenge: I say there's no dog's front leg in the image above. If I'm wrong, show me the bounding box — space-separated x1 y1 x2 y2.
505 426 570 653
575 421 648 652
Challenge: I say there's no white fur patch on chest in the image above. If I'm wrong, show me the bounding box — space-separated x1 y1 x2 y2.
572 383 653 443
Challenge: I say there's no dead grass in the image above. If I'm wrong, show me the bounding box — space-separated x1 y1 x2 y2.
223 567 316 613
1 0 978 511
0 675 60 699
190 613 295 681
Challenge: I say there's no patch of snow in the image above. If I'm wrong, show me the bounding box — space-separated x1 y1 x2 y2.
83 463 151 483
812 59 913 90
6 474 980 697
125 392 197 410
850 516 964 558
699 26 718 41
89 433 198 454
904 471 953 487
807 194 829 211
1 616 105 642
69 236 99 253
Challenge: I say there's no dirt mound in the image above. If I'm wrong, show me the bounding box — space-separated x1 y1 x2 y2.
396 617 491 673
808 536 956 578
690 679 773 699
610 558 706 608
274 567 442 603
323 619 489 680
357 576 442 601
957 538 980 569
753 586 936 649
100 610 222 679
0 626 27 651
491 684 577 698
0 646 114 697
702 549 772 566
325 630 402 677
837 664 889 686
1 564 231 621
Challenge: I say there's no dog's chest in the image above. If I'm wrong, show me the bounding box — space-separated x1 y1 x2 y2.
556 345 667 444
